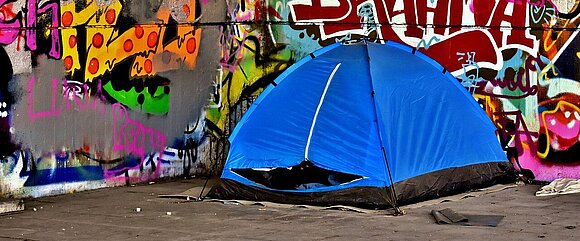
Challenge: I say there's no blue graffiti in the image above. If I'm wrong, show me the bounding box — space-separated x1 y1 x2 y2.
530 5 555 24
357 3 377 36
416 36 440 50
457 51 483 95
0 149 105 187
157 150 176 164
23 166 104 187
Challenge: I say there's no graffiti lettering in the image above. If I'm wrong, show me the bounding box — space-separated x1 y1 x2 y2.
457 51 483 95
478 56 541 99
27 76 106 121
289 0 536 47
0 0 62 59
112 103 166 160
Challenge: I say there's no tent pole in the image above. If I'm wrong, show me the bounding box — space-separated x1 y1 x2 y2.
381 147 404 215
364 41 404 215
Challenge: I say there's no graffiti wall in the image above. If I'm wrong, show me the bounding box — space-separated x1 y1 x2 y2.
2 0 580 198
0 0 225 198
210 0 580 182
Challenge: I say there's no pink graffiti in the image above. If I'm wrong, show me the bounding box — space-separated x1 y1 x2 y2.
27 76 167 179
27 77 60 120
0 0 62 59
0 0 20 45
27 0 61 58
506 100 580 181
519 137 580 180
112 103 166 156
110 103 166 178
540 101 580 151
219 25 247 72
507 0 550 7
27 76 166 153
27 76 106 121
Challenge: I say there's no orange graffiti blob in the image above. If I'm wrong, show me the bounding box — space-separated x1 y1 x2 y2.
88 58 99 74
105 9 116 24
75 0 202 81
144 59 153 73
64 56 73 70
147 32 158 48
186 38 196 54
123 39 133 52
62 11 73 27
183 4 190 16
92 33 104 48
68 35 77 48
134 25 144 39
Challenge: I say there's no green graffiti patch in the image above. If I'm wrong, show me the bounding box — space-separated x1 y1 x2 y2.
103 82 170 115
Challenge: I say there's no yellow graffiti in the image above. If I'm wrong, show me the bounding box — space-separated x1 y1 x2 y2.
538 61 558 83
206 25 291 132
60 1 107 76
60 0 201 82
473 94 501 124
542 19 570 59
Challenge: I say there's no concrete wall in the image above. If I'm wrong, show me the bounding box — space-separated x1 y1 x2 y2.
0 0 226 197
1 0 580 198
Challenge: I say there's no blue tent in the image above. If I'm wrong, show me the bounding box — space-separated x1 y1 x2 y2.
209 41 512 208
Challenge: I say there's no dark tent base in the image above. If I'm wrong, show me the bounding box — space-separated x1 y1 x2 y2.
207 162 516 209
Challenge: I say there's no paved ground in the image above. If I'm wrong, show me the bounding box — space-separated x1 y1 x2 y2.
0 179 579 241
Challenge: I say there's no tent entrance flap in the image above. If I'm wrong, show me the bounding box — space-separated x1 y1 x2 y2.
232 161 363 190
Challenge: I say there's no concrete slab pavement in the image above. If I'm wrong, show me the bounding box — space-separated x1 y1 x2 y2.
0 179 578 241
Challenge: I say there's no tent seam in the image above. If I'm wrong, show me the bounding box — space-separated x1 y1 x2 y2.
364 42 401 210
305 63 342 160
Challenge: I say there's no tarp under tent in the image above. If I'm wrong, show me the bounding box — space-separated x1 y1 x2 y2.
208 41 514 209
